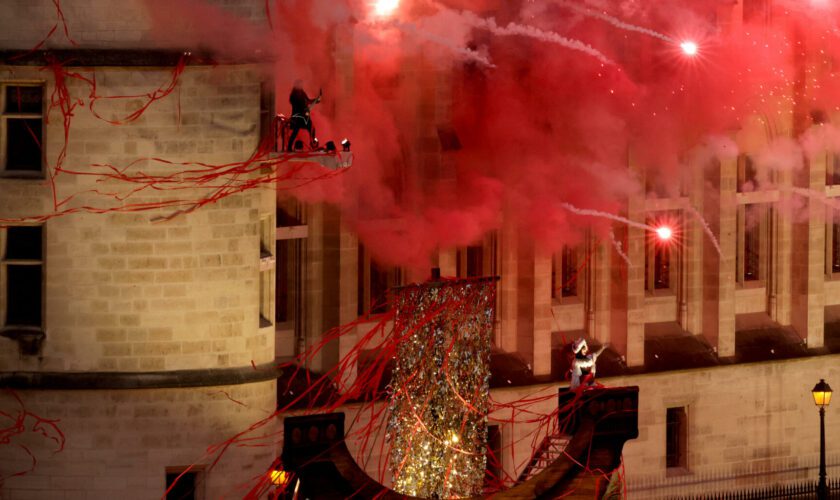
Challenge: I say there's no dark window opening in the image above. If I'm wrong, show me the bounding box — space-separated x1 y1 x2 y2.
3 85 44 174
833 221 840 274
6 265 42 326
646 233 671 291
166 470 197 500
369 260 390 314
666 407 688 469
4 225 44 327
744 205 761 282
737 155 757 192
357 245 399 316
5 226 42 260
484 425 503 488
561 246 578 297
5 86 42 114
466 245 483 277
654 245 670 289
6 119 42 171
829 155 840 186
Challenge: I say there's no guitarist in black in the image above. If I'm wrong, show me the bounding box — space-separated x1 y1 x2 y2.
287 79 322 152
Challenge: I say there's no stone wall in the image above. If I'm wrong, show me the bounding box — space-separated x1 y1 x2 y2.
0 63 273 372
0 381 278 500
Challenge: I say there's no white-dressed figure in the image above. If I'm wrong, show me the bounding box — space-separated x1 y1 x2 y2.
569 339 606 389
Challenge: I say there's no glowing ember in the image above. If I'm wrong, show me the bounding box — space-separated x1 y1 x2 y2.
373 0 399 17
680 40 698 56
656 226 673 241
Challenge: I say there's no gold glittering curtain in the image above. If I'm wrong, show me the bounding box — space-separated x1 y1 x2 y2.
387 276 497 498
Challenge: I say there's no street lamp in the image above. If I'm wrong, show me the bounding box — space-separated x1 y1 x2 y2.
812 379 833 500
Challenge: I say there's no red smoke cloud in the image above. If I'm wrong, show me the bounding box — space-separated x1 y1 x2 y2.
142 0 840 268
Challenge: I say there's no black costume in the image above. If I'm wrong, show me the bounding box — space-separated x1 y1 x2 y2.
287 86 319 151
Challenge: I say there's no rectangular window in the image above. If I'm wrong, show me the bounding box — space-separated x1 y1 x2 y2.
3 225 44 327
457 245 485 278
737 204 766 283
1 83 44 176
666 407 688 469
552 246 580 299
825 209 840 275
165 467 204 500
645 215 674 292
736 155 757 193
828 155 840 186
357 244 400 316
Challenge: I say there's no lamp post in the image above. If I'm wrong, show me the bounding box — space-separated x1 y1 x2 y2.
812 379 833 500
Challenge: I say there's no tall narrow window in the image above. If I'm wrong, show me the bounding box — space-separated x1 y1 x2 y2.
645 218 673 292
827 154 840 186
737 155 757 193
3 225 44 328
737 204 765 283
457 245 484 278
357 245 400 316
1 84 44 176
666 407 688 469
826 209 840 275
552 246 581 299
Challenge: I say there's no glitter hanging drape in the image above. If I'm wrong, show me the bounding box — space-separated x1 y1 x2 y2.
387 277 497 499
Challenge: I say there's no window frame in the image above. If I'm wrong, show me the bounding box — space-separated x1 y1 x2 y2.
1 224 45 331
357 244 401 316
1 81 46 178
665 406 689 471
165 466 205 500
736 203 768 287
645 211 680 296
552 244 583 303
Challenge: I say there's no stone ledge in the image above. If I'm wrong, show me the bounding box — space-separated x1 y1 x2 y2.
0 362 282 390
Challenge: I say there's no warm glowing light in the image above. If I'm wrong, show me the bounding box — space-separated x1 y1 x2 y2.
680 40 698 56
270 469 288 486
655 226 673 241
812 379 833 407
373 0 399 17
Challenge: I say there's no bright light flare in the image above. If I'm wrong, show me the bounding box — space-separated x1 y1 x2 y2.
373 0 399 17
655 226 673 241
680 40 698 56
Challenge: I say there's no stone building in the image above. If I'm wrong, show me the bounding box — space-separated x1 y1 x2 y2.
0 1 278 499
1 0 839 499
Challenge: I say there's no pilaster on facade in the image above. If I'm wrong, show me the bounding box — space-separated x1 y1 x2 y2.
791 153 826 348
532 252 552 377
703 156 737 358
304 203 341 373
625 176 646 368
683 164 706 335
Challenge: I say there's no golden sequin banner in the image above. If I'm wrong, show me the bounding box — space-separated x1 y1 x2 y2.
388 277 497 498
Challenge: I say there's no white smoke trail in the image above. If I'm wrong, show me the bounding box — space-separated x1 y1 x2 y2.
609 229 632 266
373 19 496 67
556 1 674 43
458 11 615 66
561 202 652 230
686 205 722 256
